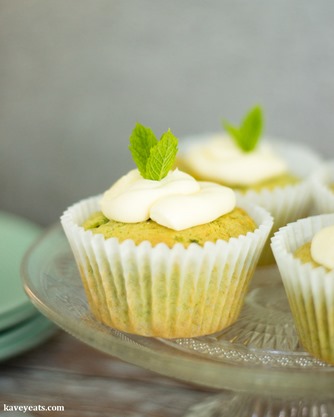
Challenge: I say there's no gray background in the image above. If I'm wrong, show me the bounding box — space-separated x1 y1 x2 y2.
1 0 334 226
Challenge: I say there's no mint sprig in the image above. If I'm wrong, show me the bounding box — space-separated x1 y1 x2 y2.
128 123 178 180
129 123 158 177
223 105 263 152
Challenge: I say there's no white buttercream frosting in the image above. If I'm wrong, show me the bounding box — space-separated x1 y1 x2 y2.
311 225 334 270
183 134 288 186
100 169 236 231
150 182 236 230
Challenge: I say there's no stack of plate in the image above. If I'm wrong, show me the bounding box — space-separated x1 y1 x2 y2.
0 211 57 362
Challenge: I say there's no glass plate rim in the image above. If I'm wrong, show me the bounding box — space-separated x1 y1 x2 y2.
21 223 334 398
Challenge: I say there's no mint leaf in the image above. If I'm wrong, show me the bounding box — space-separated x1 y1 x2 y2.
128 123 158 177
223 105 263 152
146 129 178 180
128 124 178 180
223 121 240 144
239 106 263 151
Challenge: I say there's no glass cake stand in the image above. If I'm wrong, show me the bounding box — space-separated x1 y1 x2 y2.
21 225 334 417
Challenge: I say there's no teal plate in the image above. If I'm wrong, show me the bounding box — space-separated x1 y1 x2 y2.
0 312 57 362
0 211 42 330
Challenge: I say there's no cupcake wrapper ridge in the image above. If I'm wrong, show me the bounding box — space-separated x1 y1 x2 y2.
271 214 334 365
238 180 313 265
61 196 273 339
311 160 334 214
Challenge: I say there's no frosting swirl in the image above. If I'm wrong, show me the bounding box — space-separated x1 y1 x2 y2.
183 134 288 186
100 169 236 231
311 225 334 270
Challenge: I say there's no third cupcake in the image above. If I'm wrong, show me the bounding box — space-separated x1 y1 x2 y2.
271 214 334 365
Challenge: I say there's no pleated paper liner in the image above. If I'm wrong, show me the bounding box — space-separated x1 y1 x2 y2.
61 196 273 339
311 160 334 214
237 139 321 265
271 214 334 365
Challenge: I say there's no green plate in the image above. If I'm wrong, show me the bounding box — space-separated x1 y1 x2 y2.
0 211 42 330
0 312 57 362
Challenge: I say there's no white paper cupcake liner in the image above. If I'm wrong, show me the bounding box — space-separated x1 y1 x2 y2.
61 196 273 339
240 180 313 265
271 214 334 364
179 135 322 266
310 160 334 214
239 140 321 265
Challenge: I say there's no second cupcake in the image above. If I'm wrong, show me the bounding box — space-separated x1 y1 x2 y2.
177 106 322 265
311 160 334 214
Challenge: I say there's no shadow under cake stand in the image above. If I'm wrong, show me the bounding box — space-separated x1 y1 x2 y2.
21 225 334 417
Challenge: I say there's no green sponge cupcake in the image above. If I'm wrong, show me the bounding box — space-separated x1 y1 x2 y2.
178 106 321 265
271 214 334 365
61 124 273 338
82 207 257 248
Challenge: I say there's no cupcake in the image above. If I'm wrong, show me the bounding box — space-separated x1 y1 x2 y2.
311 160 334 214
271 214 334 365
61 123 273 338
177 106 321 265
